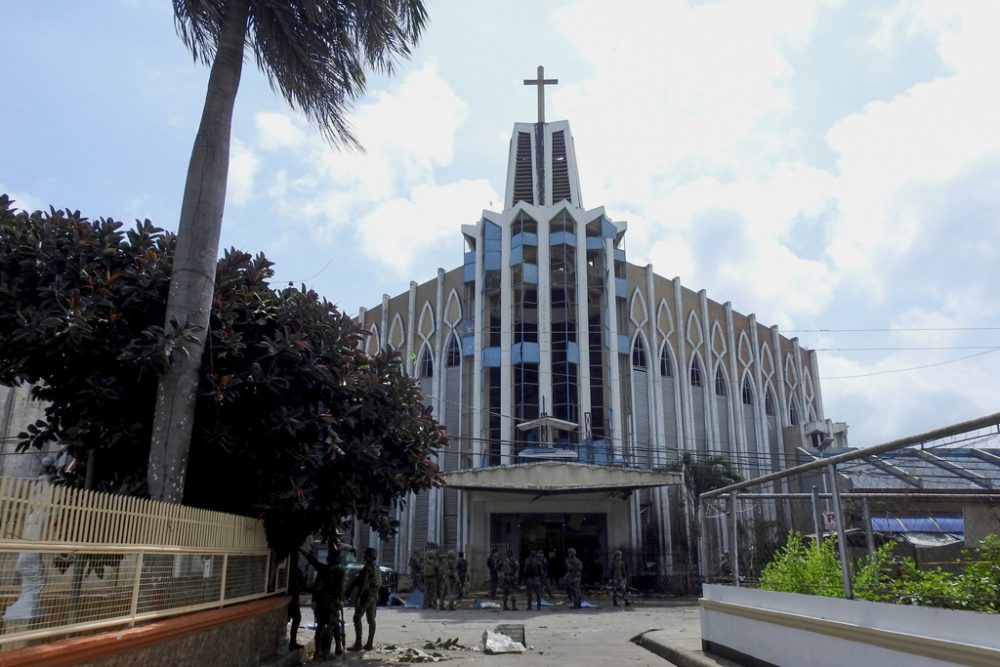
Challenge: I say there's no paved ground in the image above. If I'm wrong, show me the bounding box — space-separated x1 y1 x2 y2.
286 597 739 667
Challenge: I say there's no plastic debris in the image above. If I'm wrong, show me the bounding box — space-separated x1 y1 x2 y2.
482 628 526 654
475 598 501 609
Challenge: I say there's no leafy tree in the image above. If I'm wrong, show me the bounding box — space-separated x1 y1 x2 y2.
154 0 428 501
0 195 444 553
668 452 742 511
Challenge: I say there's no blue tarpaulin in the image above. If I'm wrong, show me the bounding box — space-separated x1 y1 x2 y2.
870 516 963 535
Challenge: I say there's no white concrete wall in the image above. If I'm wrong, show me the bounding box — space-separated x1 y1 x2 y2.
701 584 1000 667
0 385 50 478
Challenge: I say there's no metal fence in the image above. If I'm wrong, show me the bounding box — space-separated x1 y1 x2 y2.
698 413 1000 606
0 477 287 650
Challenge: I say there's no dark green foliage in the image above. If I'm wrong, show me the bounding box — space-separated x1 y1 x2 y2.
667 452 742 509
761 530 1000 613
0 194 445 552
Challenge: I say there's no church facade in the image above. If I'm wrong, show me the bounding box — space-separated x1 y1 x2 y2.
354 80 833 587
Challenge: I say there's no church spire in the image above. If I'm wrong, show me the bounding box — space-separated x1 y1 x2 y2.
504 66 582 211
523 65 558 124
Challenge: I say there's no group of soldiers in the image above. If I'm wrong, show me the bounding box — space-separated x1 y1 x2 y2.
486 546 632 610
291 546 382 659
409 546 469 610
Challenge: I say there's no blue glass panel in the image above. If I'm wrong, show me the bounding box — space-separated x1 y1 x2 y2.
614 248 626 261
602 217 616 238
464 250 476 266
519 342 540 364
463 263 475 283
566 341 580 364
617 334 630 352
615 277 628 296
578 440 592 464
523 263 538 284
549 231 577 247
462 335 475 356
511 232 538 248
484 221 502 240
484 251 501 271
461 318 475 335
509 245 523 265
593 439 610 465
586 237 604 250
484 346 502 367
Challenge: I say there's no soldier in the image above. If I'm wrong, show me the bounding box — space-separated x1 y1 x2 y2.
455 551 469 599
345 547 381 651
540 548 554 599
486 548 500 599
523 550 543 610
409 548 422 592
421 548 440 609
287 557 305 650
500 548 519 611
565 547 583 609
610 550 631 608
301 547 345 658
439 550 458 610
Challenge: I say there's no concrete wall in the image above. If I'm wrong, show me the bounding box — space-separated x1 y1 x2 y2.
2 598 288 667
701 584 1000 667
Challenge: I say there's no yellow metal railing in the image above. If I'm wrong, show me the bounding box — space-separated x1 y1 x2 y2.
0 478 287 650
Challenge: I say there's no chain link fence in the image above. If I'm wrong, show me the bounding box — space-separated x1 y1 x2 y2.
0 478 287 650
698 413 1000 609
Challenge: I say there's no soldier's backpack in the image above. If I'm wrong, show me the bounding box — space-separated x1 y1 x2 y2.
422 553 439 577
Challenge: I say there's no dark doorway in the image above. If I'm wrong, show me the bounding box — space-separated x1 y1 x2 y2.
490 512 608 584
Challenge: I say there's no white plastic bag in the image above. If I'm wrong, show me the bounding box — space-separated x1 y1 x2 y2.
482 629 526 654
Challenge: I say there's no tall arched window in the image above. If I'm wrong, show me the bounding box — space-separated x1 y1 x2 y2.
765 389 776 416
446 335 461 367
660 346 672 377
741 377 754 405
690 356 703 387
714 367 726 396
632 336 647 369
418 346 433 378
789 399 800 425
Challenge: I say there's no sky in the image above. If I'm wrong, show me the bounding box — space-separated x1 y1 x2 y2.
2 0 999 448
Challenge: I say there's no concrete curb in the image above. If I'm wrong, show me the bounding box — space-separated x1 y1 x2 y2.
631 630 720 667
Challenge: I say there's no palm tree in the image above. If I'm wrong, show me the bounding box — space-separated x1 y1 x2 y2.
149 0 427 501
669 452 742 510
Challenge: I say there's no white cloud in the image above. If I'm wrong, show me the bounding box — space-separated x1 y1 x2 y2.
256 111 306 150
257 58 470 238
356 179 499 278
227 138 260 207
0 186 42 213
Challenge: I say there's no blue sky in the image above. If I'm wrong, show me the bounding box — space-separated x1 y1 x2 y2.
3 0 999 446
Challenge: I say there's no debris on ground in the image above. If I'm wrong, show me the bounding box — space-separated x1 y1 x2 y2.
482 628 526 654
423 637 467 651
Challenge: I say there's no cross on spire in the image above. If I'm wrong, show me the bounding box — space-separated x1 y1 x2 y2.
524 65 558 124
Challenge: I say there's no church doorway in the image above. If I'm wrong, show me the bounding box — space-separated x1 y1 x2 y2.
489 512 608 584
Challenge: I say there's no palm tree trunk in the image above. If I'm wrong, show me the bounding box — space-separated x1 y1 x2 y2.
148 0 250 502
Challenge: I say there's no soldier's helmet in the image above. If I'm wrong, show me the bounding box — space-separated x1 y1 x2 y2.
613 550 622 559
567 548 576 556
448 550 457 559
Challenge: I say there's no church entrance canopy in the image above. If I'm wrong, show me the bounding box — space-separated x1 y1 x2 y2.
443 461 680 496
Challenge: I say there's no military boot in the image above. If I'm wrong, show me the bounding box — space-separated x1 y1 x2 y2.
349 619 363 651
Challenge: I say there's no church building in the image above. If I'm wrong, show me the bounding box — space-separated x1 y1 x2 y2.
354 69 836 587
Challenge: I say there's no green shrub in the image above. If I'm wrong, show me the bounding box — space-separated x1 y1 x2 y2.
760 531 844 597
759 531 1000 613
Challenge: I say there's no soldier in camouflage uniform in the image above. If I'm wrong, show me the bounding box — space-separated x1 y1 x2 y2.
409 548 422 592
439 550 458 610
455 551 468 599
346 547 381 651
610 550 631 607
522 550 543 610
301 547 345 658
565 547 583 609
501 548 519 611
421 548 440 610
